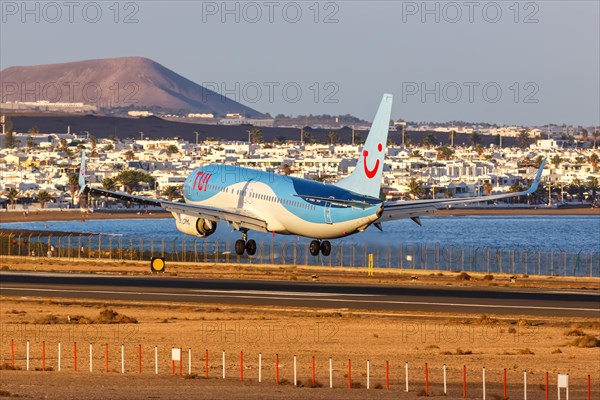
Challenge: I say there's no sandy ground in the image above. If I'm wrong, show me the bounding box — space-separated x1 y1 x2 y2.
0 296 598 399
1 206 598 224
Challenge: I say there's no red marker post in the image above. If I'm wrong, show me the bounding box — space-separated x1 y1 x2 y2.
425 363 429 396
545 371 549 400
105 344 109 373
503 368 507 400
385 360 389 390
275 354 279 384
138 344 142 374
312 356 315 387
240 351 243 381
205 349 209 379
348 359 352 388
42 341 45 371
463 365 467 399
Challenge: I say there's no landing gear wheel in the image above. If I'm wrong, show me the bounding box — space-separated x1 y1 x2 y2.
246 239 257 256
309 240 321 256
235 240 246 256
320 240 332 257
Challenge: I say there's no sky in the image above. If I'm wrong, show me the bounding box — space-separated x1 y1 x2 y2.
1 0 599 126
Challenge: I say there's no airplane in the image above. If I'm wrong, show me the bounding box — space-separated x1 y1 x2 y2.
78 94 546 257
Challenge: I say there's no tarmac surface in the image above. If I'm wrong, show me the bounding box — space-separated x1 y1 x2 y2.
1 271 598 317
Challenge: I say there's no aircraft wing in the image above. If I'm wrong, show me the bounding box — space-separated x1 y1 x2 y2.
77 153 268 233
379 159 546 222
84 186 269 232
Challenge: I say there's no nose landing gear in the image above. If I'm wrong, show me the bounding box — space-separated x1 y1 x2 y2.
309 240 331 257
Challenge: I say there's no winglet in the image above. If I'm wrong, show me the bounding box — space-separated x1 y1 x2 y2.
77 151 87 196
524 158 546 195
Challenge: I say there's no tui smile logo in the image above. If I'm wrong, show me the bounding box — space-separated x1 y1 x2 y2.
363 143 382 179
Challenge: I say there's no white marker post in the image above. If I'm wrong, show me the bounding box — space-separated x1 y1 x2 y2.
329 357 333 388
58 341 61 372
89 343 93 372
366 360 370 389
483 366 486 400
26 340 30 371
524 370 527 400
121 344 125 374
405 362 409 392
188 348 192 375
258 353 262 383
293 355 297 386
443 364 447 395
222 351 226 379
155 346 158 375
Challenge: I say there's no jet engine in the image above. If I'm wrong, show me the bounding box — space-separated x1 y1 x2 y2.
174 214 217 237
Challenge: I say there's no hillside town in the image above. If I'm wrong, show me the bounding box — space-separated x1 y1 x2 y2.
0 124 598 211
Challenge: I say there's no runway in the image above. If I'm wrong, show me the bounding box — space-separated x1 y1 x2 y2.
1 271 598 317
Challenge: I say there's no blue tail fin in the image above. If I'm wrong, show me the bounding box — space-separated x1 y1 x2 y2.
335 93 393 198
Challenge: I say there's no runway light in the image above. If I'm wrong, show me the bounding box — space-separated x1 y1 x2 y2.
150 257 165 273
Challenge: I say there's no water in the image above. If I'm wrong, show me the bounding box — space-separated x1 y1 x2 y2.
2 215 599 252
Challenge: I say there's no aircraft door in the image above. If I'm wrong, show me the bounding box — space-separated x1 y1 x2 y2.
324 198 333 224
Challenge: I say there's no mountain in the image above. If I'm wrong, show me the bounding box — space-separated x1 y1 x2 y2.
0 56 262 117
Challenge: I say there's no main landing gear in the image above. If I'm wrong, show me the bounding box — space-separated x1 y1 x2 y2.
235 230 257 256
310 240 331 257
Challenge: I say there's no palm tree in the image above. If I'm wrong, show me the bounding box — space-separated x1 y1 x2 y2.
422 134 436 147
569 178 584 201
26 136 36 149
124 150 135 161
89 134 98 149
67 172 80 207
282 164 292 176
6 188 19 209
469 132 481 146
436 145 454 160
166 145 179 156
475 144 485 158
37 190 52 208
483 182 493 195
102 177 116 205
327 130 339 145
59 138 68 152
589 153 599 170
406 178 425 199
162 186 181 201
250 128 264 144
517 129 532 149
551 155 562 168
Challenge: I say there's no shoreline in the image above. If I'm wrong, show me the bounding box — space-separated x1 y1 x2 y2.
0 207 598 223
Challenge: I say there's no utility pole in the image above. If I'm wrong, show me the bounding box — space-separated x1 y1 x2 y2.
351 125 355 146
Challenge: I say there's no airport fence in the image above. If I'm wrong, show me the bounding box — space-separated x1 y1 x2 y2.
0 232 598 277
